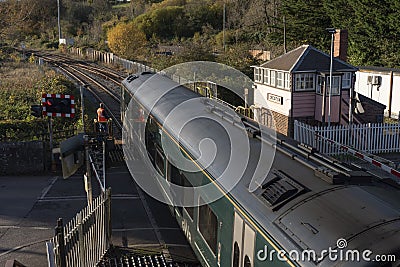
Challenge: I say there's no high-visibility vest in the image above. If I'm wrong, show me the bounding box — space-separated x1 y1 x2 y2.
97 108 107 122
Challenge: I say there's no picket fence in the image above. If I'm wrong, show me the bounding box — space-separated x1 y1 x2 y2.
294 120 400 155
47 189 111 267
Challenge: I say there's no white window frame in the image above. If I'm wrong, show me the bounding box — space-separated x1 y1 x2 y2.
270 70 276 87
295 73 315 91
316 75 323 94
326 76 341 95
263 69 269 85
254 68 261 83
276 72 283 88
284 73 290 89
342 72 351 89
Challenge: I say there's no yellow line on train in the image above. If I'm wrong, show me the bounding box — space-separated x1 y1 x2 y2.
150 116 297 267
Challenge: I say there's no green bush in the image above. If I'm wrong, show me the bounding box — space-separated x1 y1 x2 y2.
0 62 82 141
0 120 47 141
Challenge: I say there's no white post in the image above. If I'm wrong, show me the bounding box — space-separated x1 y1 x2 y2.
84 135 92 205
46 242 56 267
244 88 248 108
328 30 335 127
103 140 106 190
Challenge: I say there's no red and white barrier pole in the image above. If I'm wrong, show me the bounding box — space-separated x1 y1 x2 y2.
315 132 400 180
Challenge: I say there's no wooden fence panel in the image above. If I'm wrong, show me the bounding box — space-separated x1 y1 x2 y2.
47 189 111 267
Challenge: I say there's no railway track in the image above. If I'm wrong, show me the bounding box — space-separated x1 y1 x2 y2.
35 51 125 138
31 52 198 266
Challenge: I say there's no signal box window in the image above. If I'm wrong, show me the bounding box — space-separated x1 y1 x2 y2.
326 76 341 95
198 199 218 255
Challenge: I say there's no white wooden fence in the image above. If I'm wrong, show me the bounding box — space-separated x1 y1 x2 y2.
47 189 111 267
294 120 400 155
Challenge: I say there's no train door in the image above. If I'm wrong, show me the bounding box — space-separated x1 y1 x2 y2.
232 211 255 267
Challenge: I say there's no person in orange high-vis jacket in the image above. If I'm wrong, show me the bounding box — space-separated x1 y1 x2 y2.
97 103 107 122
97 103 108 133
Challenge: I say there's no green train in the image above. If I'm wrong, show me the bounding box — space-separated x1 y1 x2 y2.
121 72 400 267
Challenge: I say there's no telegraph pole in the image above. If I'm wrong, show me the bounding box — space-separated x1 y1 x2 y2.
223 3 226 52
57 0 62 41
283 16 287 54
327 28 336 127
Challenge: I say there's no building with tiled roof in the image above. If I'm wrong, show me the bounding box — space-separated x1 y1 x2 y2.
252 41 359 136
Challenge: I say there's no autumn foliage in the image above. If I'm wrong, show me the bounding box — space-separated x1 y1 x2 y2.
107 22 147 60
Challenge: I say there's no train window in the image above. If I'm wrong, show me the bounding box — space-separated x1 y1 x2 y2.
185 206 194 220
183 174 194 219
244 255 251 267
155 148 165 176
232 242 240 267
170 163 182 185
198 199 218 255
169 164 195 219
145 118 158 161
123 90 131 107
170 164 183 214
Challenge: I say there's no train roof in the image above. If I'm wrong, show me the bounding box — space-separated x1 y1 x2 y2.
122 73 400 267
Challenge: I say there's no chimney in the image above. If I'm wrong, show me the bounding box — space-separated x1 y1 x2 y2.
334 29 348 62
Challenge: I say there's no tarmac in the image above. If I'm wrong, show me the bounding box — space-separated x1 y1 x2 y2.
0 162 197 266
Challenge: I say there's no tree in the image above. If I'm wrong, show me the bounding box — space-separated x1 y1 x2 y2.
347 0 400 67
0 0 56 44
280 0 332 51
216 43 259 78
135 6 186 38
90 0 111 20
184 2 223 34
175 33 215 62
134 0 223 40
107 22 148 60
323 0 400 68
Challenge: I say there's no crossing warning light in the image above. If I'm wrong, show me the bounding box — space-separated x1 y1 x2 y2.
42 94 75 118
30 104 42 118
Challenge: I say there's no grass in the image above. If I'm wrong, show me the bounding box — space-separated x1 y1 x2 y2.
0 55 82 141
384 116 399 124
112 3 130 9
0 62 46 121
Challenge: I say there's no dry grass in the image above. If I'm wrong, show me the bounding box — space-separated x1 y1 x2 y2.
0 63 46 90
